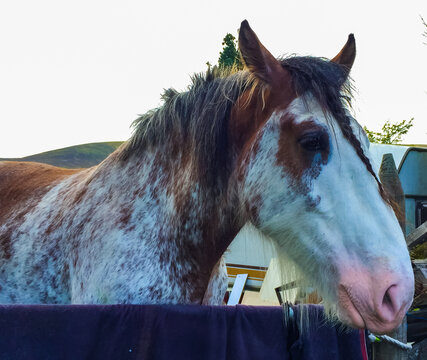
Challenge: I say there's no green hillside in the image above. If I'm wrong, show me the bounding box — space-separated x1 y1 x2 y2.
0 141 124 168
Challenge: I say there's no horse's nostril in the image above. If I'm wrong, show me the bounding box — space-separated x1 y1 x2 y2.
382 286 394 309
377 284 402 323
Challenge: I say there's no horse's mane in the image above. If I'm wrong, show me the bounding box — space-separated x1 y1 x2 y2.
122 56 382 194
122 66 246 187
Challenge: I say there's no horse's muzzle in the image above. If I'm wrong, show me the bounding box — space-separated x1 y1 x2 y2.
337 269 414 334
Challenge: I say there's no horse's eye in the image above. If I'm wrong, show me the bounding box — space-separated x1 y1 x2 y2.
298 132 328 151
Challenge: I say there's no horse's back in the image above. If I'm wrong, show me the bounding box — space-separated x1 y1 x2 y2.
0 161 81 262
0 161 80 222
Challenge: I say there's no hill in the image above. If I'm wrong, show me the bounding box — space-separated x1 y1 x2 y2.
3 141 425 170
0 142 124 168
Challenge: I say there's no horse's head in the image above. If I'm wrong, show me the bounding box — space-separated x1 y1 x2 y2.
232 20 414 334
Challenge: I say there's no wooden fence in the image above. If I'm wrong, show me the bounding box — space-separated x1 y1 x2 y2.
373 153 427 360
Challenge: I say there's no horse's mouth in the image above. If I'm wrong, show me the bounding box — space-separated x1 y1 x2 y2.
337 285 366 329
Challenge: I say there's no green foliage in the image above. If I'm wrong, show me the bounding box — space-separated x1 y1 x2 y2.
411 242 427 260
218 33 243 70
363 118 414 144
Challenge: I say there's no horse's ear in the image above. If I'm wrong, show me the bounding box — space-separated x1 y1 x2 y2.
331 34 356 75
238 20 286 85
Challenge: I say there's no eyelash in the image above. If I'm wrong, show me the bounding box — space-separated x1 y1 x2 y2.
298 132 328 151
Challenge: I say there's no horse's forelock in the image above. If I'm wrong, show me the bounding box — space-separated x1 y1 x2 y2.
280 56 391 204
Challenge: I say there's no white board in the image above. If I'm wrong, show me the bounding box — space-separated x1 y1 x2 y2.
227 273 248 305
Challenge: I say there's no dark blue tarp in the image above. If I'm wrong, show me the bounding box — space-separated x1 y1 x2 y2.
0 304 367 360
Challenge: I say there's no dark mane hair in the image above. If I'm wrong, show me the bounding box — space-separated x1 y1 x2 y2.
122 56 382 194
122 67 246 187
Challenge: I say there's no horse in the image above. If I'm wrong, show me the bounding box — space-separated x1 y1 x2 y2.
0 20 414 334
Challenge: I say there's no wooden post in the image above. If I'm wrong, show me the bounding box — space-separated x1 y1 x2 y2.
406 221 427 250
373 153 408 360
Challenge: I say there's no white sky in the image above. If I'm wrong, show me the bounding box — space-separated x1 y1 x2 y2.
1 0 426 158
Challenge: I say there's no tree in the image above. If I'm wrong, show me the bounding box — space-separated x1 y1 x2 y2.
218 33 243 70
363 118 414 144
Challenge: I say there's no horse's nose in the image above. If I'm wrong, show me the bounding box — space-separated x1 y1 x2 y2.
363 277 413 334
338 270 414 334
375 282 409 324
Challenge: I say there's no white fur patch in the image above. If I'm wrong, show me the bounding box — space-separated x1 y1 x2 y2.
241 95 413 320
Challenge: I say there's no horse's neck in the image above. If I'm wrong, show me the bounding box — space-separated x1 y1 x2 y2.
98 147 242 266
